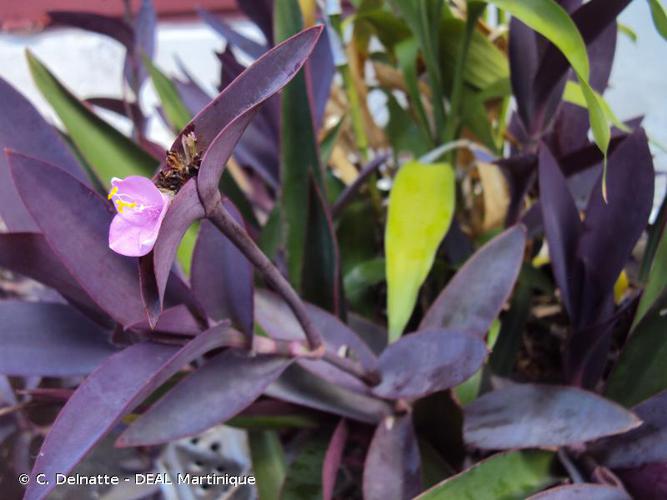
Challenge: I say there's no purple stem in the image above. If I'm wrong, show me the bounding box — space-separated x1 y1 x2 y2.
331 153 390 217
208 201 324 352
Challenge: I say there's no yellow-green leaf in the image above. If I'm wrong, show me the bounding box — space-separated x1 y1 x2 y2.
26 50 157 183
479 0 610 179
480 0 588 77
385 161 455 341
143 56 191 131
417 451 556 500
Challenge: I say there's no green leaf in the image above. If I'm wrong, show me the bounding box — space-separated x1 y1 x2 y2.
439 18 509 92
480 0 610 159
396 37 432 140
344 257 385 306
454 319 500 405
279 433 329 500
143 56 192 131
275 0 339 312
481 0 588 77
386 161 456 341
388 0 447 134
648 0 667 41
633 223 667 328
618 23 638 43
417 451 556 500
249 430 287 500
26 50 157 183
606 306 667 407
319 117 343 169
384 91 432 157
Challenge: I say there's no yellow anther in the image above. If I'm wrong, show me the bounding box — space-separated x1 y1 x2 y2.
108 186 118 200
115 199 137 214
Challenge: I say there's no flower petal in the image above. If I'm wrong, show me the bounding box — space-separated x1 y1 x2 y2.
109 194 169 257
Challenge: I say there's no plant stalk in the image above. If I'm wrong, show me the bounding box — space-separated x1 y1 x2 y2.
208 201 324 352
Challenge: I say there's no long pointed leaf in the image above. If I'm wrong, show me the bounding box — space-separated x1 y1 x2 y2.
117 349 291 447
0 302 115 377
24 324 237 500
420 226 525 336
7 152 145 326
0 77 86 231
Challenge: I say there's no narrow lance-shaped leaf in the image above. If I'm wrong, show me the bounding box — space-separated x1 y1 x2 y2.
144 56 192 131
0 233 106 323
117 349 291 447
24 324 239 500
480 0 610 157
0 302 116 377
416 451 557 500
7 152 145 326
281 433 330 499
648 0 667 41
26 50 158 183
463 384 641 450
538 144 582 321
198 7 267 59
593 390 667 469
323 420 348 500
420 225 526 336
191 205 254 337
249 430 286 500
386 161 455 341
363 415 422 500
0 77 87 231
143 179 205 324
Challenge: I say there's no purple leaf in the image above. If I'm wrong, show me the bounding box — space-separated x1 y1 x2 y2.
172 73 211 116
577 128 654 316
192 205 254 337
308 26 335 131
371 329 488 400
198 7 267 59
532 0 631 111
116 349 291 446
143 179 205 321
7 152 145 327
363 415 422 500
593 390 667 469
538 144 583 320
127 304 203 336
615 463 667 500
125 0 156 90
0 302 116 377
527 484 631 500
266 364 391 424
0 233 106 322
173 25 323 208
237 0 274 44
509 18 539 132
24 324 240 500
419 226 526 337
0 78 86 232
47 11 134 49
323 419 348 500
463 384 641 450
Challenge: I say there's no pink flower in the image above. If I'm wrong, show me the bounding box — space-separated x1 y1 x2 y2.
107 176 171 257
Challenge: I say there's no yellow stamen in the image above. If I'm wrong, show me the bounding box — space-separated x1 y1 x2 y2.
107 186 118 200
115 199 137 213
